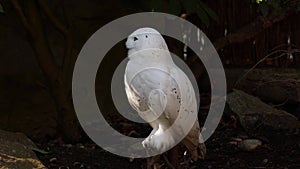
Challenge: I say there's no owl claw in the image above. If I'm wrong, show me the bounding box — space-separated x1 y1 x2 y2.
142 133 175 153
142 135 152 149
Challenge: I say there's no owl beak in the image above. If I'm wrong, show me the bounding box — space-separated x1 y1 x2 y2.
125 38 133 49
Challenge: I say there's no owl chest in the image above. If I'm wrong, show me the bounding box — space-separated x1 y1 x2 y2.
125 66 182 117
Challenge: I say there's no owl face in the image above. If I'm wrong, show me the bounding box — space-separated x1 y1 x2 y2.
126 28 168 55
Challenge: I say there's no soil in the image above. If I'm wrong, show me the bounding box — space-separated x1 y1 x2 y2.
36 121 300 169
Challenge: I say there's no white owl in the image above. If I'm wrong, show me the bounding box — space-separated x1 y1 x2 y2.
124 27 206 160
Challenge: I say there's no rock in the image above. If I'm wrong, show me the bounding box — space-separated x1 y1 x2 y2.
227 90 300 133
255 85 288 104
238 139 262 151
228 138 242 145
228 141 238 145
73 161 81 166
231 138 243 142
236 69 300 105
63 144 73 148
49 157 57 163
0 129 46 169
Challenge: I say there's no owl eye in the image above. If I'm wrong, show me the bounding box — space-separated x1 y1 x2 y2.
145 35 148 38
134 37 138 41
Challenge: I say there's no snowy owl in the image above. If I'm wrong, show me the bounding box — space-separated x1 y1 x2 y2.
124 27 206 160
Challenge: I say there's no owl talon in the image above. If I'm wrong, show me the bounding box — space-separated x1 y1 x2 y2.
143 133 175 153
142 137 150 148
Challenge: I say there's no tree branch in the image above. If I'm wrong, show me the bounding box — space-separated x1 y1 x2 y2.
10 0 34 36
213 12 291 51
37 0 68 35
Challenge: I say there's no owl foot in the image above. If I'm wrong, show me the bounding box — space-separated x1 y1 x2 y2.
142 132 175 153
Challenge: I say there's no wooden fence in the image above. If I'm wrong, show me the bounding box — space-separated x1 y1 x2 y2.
200 0 300 67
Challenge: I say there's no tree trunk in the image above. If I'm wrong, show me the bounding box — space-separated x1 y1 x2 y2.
24 0 80 141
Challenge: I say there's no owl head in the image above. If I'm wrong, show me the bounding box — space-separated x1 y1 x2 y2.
126 27 169 55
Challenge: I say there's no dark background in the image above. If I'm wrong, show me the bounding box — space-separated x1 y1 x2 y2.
0 0 299 168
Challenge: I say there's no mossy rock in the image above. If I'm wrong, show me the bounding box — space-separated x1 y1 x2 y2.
227 90 300 133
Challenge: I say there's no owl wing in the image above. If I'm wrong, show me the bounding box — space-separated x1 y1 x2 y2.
167 67 206 161
124 63 176 124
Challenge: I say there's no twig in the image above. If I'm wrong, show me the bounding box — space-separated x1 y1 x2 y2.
37 0 68 35
270 43 298 51
234 50 287 87
234 47 300 88
60 0 73 78
162 154 176 169
257 79 300 84
271 98 289 107
10 0 34 36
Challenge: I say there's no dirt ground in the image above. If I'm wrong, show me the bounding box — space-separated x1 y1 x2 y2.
36 121 300 169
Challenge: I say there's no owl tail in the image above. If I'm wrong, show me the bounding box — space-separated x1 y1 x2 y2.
182 125 206 161
182 136 206 161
